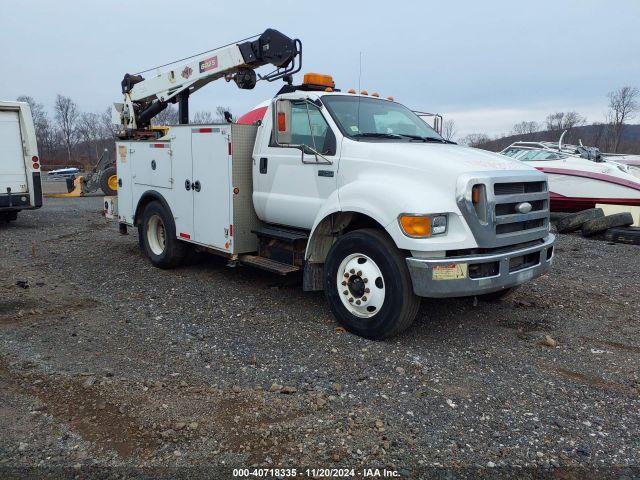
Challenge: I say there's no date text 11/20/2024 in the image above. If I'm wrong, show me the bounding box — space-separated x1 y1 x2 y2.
232 467 400 477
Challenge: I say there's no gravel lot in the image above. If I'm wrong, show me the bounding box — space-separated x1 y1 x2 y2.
1 186 639 478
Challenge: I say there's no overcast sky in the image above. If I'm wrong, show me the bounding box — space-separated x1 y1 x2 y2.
2 0 639 138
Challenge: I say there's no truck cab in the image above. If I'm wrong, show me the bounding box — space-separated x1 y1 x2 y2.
0 101 43 223
115 73 554 339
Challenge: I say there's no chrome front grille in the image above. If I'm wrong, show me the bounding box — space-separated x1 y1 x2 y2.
493 180 549 240
456 171 551 248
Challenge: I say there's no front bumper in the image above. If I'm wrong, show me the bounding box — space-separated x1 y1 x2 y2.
406 234 555 298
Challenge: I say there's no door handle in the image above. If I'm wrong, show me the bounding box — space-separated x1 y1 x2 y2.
185 179 191 191
259 157 268 174
193 180 201 192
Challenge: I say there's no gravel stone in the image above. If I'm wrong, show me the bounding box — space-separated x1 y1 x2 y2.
0 192 638 474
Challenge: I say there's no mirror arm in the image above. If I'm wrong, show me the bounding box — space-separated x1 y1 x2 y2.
300 145 332 165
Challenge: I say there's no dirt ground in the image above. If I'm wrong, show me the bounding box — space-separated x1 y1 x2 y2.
0 181 638 479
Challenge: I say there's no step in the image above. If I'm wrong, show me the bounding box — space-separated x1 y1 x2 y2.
239 255 301 275
252 225 309 243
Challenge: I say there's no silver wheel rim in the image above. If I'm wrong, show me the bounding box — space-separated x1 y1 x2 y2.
336 253 385 318
146 214 166 256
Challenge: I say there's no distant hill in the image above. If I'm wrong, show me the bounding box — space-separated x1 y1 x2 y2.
476 124 640 154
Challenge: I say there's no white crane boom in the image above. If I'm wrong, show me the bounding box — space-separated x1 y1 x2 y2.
113 29 301 137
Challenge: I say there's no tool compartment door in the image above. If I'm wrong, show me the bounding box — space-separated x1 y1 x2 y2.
191 127 230 250
0 110 28 194
115 143 134 224
132 143 172 188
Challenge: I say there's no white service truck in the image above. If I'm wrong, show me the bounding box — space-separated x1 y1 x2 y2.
0 101 42 222
112 29 555 339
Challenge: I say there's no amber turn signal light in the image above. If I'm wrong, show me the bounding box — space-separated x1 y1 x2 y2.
398 215 432 238
277 112 286 132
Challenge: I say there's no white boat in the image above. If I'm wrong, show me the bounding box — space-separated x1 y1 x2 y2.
47 167 79 178
500 133 640 212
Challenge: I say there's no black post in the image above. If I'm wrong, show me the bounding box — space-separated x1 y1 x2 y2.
178 91 189 124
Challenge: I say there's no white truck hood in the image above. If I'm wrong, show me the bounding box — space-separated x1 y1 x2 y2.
344 141 533 176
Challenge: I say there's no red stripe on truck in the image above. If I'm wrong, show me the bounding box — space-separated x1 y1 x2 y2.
179 232 191 239
150 143 168 148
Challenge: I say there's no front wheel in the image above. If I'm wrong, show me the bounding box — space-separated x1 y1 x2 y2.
324 229 420 339
138 201 186 269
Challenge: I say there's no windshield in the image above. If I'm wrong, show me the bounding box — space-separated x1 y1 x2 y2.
321 95 444 141
502 147 566 161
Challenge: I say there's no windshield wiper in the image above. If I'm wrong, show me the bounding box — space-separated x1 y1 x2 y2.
397 134 454 143
352 132 403 139
352 132 456 144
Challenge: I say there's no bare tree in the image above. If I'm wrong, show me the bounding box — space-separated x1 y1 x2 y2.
511 121 539 136
100 107 118 140
442 119 456 141
152 105 179 126
215 106 232 123
54 94 79 163
16 96 51 157
78 112 103 160
460 133 491 147
545 111 585 131
607 86 639 152
192 111 214 124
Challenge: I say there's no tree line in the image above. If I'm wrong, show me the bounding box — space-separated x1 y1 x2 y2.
16 95 231 170
455 86 640 153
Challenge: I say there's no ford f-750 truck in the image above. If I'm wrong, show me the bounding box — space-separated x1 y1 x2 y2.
110 29 554 339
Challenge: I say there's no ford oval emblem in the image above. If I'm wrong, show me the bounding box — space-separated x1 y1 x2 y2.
515 202 532 214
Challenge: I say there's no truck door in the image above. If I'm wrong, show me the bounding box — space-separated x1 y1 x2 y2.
253 99 338 230
0 110 28 195
191 127 231 250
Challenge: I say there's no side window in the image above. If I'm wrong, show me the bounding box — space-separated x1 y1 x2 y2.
290 102 331 153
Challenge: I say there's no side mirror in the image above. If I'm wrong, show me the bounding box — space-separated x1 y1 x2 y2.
273 99 292 145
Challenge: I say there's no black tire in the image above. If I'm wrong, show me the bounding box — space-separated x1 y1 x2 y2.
99 166 118 196
604 226 640 245
477 286 517 302
582 212 634 237
138 201 186 269
6 211 18 222
555 208 604 233
324 228 420 340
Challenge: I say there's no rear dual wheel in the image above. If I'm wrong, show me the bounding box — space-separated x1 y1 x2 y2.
138 201 186 269
324 229 420 339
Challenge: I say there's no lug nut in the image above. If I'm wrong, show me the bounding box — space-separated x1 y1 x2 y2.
348 297 354 303
362 296 367 301
365 288 370 293
341 281 347 286
363 278 368 283
344 272 349 278
350 268 355 274
343 290 348 295
357 270 362 276
355 300 361 305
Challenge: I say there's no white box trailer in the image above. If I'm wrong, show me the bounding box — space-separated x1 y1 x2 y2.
0 101 42 222
116 123 260 255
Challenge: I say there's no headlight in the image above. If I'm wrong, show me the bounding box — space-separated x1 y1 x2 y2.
398 214 448 238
